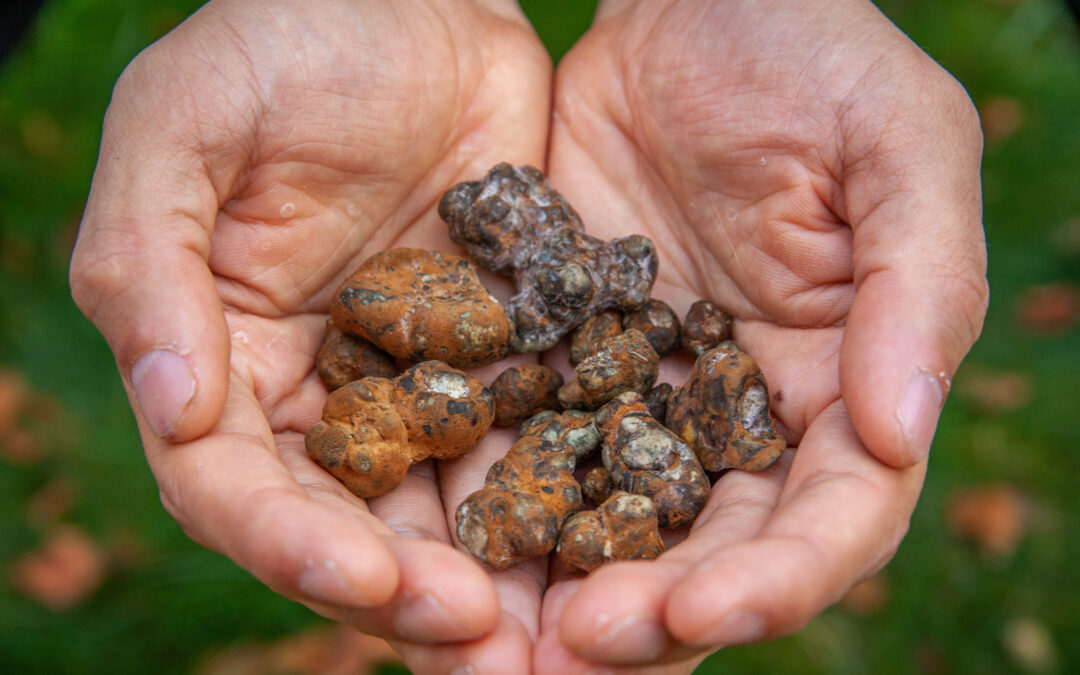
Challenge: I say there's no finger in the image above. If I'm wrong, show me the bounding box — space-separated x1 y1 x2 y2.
69 50 246 442
840 74 989 468
390 611 533 675
279 435 500 643
548 453 790 665
145 373 399 611
665 401 926 647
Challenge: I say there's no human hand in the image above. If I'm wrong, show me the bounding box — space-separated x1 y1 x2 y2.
536 0 988 670
69 0 553 670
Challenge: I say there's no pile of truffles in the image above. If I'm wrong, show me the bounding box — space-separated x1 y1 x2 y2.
305 162 787 573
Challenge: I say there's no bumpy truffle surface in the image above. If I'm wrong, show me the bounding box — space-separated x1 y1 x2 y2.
594 392 710 528
455 433 582 570
557 491 664 572
581 466 614 505
306 361 493 499
316 320 399 391
681 300 733 357
666 341 786 472
330 248 510 369
438 163 658 353
569 311 622 366
573 329 659 409
490 364 564 427
643 383 674 423
622 299 681 357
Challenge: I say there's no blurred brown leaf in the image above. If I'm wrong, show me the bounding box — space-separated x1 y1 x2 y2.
1002 616 1059 673
9 526 108 610
27 478 80 526
945 484 1029 556
953 365 1032 413
1015 283 1080 333
979 96 1024 141
0 369 29 436
20 111 64 162
1050 218 1080 257
839 572 889 616
197 624 400 675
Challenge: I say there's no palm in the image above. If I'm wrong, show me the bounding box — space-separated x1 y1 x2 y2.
96 0 554 667
534 1 949 670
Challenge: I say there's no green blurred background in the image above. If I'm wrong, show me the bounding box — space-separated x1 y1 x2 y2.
1 0 1078 673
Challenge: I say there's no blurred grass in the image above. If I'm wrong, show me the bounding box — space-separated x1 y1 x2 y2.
1 0 1078 673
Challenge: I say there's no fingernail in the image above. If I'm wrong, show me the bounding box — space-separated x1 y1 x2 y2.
590 615 667 661
699 610 767 646
131 349 195 438
298 558 369 607
394 592 457 643
449 666 475 675
897 370 945 463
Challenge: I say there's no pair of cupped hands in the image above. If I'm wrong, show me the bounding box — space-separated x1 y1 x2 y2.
69 0 989 672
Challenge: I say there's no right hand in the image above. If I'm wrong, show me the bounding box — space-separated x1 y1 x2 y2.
69 0 552 670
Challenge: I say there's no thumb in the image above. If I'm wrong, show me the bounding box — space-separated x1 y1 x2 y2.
839 78 989 469
70 59 239 442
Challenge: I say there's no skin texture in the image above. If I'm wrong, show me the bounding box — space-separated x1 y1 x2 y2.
534 0 987 672
68 0 988 672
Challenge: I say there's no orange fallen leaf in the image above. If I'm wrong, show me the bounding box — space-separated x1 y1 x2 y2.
953 365 1032 413
839 572 889 616
979 96 1024 142
27 478 80 526
9 526 107 610
945 484 1028 556
197 624 400 675
1016 283 1080 333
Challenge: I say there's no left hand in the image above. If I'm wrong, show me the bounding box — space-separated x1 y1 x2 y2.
533 0 988 671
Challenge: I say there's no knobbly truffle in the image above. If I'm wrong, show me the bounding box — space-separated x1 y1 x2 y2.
316 320 399 391
569 311 623 366
557 491 664 572
666 341 786 472
622 299 681 357
593 392 710 528
306 361 493 499
643 383 674 422
581 466 614 505
571 329 659 409
438 163 658 353
490 364 564 427
682 300 733 357
330 248 510 369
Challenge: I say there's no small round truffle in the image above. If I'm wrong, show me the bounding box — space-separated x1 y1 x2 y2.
569 311 623 366
575 329 660 408
581 466 614 505
490 364 564 427
622 299 681 357
316 320 398 390
681 300 733 357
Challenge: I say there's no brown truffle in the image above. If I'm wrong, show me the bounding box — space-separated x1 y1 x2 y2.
306 361 493 499
574 329 659 409
593 392 710 528
490 364 564 427
681 300 733 357
316 320 399 391
518 410 601 462
622 299 681 357
330 248 510 369
557 491 664 572
581 466 614 505
666 341 786 472
643 383 674 423
456 438 581 570
569 311 623 366
439 163 658 353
